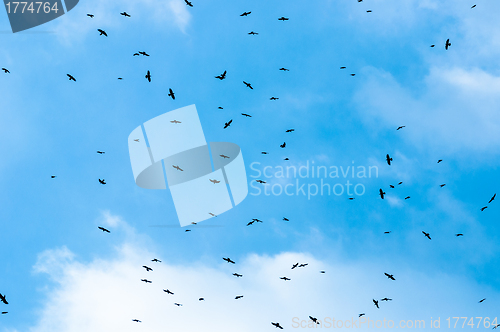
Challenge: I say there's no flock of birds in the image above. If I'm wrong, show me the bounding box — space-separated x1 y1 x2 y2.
2 0 497 329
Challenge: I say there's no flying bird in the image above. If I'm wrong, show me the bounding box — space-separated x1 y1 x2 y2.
133 53 140 56
283 217 289 221
99 179 106 185
379 188 386 199
132 319 141 322
152 258 161 262
233 273 242 277
199 298 204 301
248 31 259 35
445 39 451 50
142 266 153 272
240 11 251 16
481 206 488 211
278 17 289 21
280 142 286 148
139 51 150 56
97 29 107 36
252 218 263 223
456 233 464 237
215 70 227 80
405 196 411 200
224 119 232 128
220 154 229 159
98 226 110 233
386 154 393 165
398 181 403 185
168 88 175 100
173 165 183 171
422 231 431 240
87 14 94 18
141 279 152 283
134 139 139 142
384 273 395 280
299 263 308 268
223 257 235 264
235 295 243 299
241 113 252 117
430 44 435 47
1 312 7 314
320 270 325 273
51 175 56 178
381 297 392 301
373 299 379 308
279 67 289 71
256 180 266 184
243 81 253 89
489 194 496 203
270 97 279 100
272 322 283 329
0 294 8 305
209 212 217 217
437 159 443 163
246 221 254 226
97 151 105 154
309 316 320 324
471 4 476 8
209 179 220 184
397 126 405 130
174 303 182 306
145 70 151 82
479 298 486 303
366 10 372 12
163 289 174 294
359 313 365 317
389 185 395 188
184 0 193 7
280 277 291 281
286 129 295 132
291 263 299 269
120 12 130 17
171 120 181 124
384 231 391 234
340 66 346 69
261 152 268 154
67 74 76 81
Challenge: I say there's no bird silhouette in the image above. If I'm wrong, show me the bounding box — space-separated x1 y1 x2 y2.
0 294 8 304
422 231 431 240
171 120 181 124
97 29 107 36
299 263 308 268
87 14 94 18
280 142 286 148
283 217 289 221
145 70 151 82
184 0 193 7
278 17 289 21
173 165 183 171
235 295 243 299
471 4 476 8
120 12 130 17
51 175 56 178
248 31 259 35
373 299 379 308
163 289 174 294
379 188 386 199
256 180 266 184
270 97 279 100
132 319 141 322
405 196 411 200
309 316 320 324
142 266 153 272
397 126 405 130
437 159 443 163
97 151 105 154
233 273 243 277
279 67 289 71
489 194 496 203
291 263 299 269
224 119 232 129
386 154 393 165
243 81 253 89
168 88 175 100
215 70 227 80
223 257 235 264
67 74 76 81
209 179 220 184
240 11 251 16
359 313 365 317
481 206 488 211
479 298 486 303
241 113 252 117
384 273 396 280
381 297 392 301
174 302 182 306
445 39 451 50
286 129 295 132
99 179 106 185
272 322 283 329
152 258 161 262
139 51 150 56
98 226 110 233
199 298 204 301
280 276 291 281
456 233 464 237
220 154 230 159
141 279 152 283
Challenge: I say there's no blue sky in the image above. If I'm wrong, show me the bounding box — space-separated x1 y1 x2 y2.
1 0 500 331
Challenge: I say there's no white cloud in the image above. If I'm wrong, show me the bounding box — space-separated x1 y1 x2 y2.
22 214 500 332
